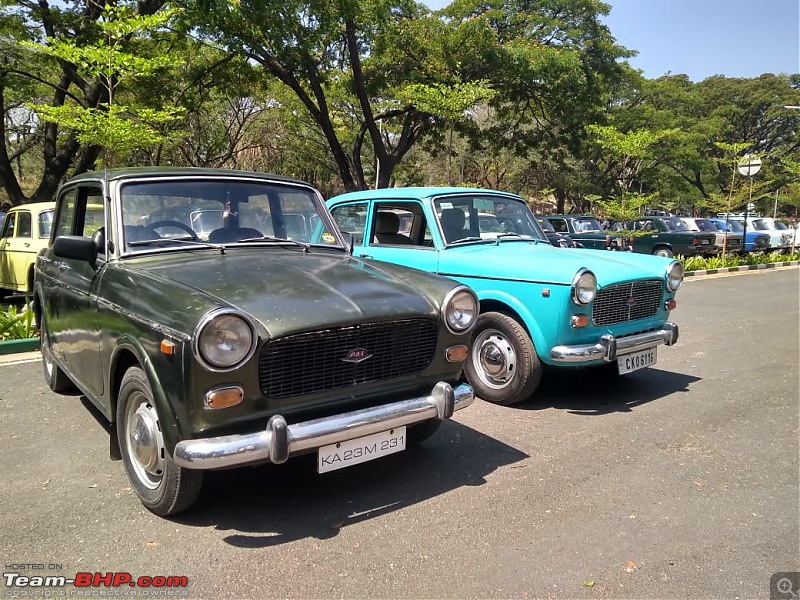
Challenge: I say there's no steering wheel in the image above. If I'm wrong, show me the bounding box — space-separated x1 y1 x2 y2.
148 220 199 240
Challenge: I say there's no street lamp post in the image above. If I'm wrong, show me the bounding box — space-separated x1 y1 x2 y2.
738 155 762 249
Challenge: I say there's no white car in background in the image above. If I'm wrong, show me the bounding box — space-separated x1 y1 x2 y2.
681 217 743 254
737 217 792 252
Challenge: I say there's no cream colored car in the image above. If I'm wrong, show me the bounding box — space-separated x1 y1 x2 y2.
0 202 55 294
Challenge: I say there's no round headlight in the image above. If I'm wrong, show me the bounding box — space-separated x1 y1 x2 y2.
572 269 597 305
195 311 254 369
666 261 684 292
443 286 478 333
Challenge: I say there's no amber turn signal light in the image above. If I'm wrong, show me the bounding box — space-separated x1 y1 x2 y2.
571 314 589 328
160 339 175 356
205 386 244 409
665 299 677 311
446 345 468 362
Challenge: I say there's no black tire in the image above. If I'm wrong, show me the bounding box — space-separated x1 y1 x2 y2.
653 246 674 258
407 419 442 445
40 314 75 393
464 312 542 406
116 366 203 517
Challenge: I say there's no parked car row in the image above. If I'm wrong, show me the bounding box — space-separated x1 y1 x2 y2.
538 213 794 257
30 169 685 517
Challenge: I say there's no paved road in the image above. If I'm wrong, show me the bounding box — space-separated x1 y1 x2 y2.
1 268 798 599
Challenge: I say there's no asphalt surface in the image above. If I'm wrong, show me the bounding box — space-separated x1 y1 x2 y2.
1 267 798 599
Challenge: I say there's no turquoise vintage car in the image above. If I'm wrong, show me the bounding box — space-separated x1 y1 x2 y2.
327 188 683 406
35 169 478 516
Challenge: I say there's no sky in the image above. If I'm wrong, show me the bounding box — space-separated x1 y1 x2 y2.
423 0 800 82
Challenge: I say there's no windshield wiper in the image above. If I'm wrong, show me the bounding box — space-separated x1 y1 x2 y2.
126 237 226 252
447 236 495 246
238 235 311 252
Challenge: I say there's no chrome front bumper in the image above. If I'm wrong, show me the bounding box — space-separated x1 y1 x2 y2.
174 382 474 470
550 322 679 364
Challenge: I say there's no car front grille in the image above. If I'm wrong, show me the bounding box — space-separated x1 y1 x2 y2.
593 280 663 326
259 319 439 399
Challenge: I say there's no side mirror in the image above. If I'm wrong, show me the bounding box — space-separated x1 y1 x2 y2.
52 235 98 265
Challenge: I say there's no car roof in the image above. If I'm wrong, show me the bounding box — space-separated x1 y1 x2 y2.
331 187 524 202
63 167 308 187
9 202 56 211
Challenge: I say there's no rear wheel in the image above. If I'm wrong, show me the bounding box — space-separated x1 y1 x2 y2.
464 312 541 406
117 366 203 516
653 246 674 258
40 314 74 393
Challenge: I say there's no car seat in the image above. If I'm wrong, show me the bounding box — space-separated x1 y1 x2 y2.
374 212 413 245
439 208 476 242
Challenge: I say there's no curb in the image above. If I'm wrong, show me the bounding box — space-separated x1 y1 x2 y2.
0 338 40 355
684 260 800 277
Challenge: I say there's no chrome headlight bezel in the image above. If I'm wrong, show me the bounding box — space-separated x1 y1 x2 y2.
442 285 479 334
666 260 684 293
193 309 257 371
571 268 597 305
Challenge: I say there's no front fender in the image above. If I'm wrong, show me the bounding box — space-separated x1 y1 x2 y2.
476 288 551 360
109 334 184 455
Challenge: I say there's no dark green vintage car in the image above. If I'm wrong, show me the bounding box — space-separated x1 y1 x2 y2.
34 168 478 516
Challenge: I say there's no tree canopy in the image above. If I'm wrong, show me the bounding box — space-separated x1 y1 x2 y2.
1 0 798 220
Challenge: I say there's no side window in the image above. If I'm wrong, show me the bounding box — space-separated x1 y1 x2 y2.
55 189 78 237
330 203 368 245
16 212 32 238
39 210 53 238
53 187 106 255
2 213 16 238
371 202 425 246
81 188 104 239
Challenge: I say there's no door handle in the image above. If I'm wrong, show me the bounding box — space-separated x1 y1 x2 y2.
357 254 372 259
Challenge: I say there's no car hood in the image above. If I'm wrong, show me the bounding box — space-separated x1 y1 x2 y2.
128 249 441 337
438 241 673 285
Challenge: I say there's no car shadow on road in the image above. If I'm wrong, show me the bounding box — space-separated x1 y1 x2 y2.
174 420 527 547
518 366 701 415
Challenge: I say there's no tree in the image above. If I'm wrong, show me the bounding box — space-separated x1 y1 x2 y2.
24 4 184 165
0 0 167 205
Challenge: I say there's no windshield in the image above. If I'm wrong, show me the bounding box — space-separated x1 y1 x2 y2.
695 219 718 232
664 217 691 232
118 178 341 253
571 217 604 232
719 219 744 232
434 194 548 244
537 219 555 233
751 219 769 231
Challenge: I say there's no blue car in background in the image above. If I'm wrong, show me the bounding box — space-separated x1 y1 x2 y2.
708 217 769 253
327 188 684 406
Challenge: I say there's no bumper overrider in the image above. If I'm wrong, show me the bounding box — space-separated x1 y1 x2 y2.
549 322 679 364
174 381 474 470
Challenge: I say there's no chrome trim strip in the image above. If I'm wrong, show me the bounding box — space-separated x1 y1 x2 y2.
549 322 679 363
173 382 474 470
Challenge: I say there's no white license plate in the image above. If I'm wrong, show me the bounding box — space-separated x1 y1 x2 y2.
617 348 657 374
318 426 407 473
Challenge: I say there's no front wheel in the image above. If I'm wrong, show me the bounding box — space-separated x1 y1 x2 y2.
464 312 542 406
117 366 203 517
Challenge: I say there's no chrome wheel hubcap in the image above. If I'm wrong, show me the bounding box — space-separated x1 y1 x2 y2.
125 398 165 489
473 329 516 389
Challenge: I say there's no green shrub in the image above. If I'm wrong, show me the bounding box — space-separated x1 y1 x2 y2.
679 251 799 272
0 301 37 340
